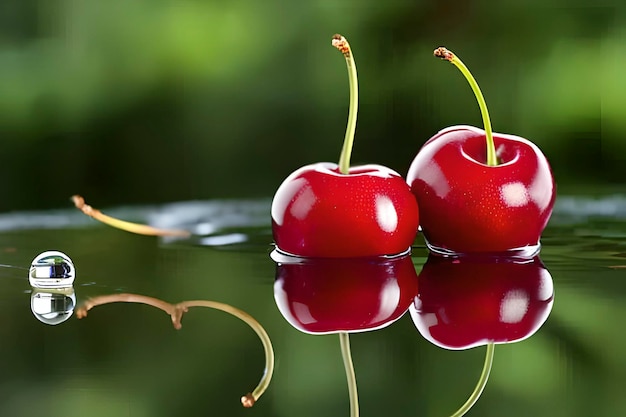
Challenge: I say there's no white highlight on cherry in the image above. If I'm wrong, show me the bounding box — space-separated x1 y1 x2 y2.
499 289 530 324
421 162 450 198
272 178 306 225
529 172 553 210
501 181 530 207
376 195 398 233
537 269 554 301
292 302 316 325
290 184 316 221
370 280 401 323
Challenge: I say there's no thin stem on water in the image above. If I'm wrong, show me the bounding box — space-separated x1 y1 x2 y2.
434 47 497 167
449 343 495 417
332 34 359 175
339 332 359 417
71 195 191 237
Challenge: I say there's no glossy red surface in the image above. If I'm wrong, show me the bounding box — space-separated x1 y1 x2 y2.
410 255 554 350
272 250 419 334
272 162 419 258
406 125 555 255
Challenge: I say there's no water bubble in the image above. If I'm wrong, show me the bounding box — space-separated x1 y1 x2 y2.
29 250 75 289
31 288 76 325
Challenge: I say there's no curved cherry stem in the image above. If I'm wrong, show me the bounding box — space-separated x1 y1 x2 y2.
76 293 181 325
332 34 359 175
448 342 495 417
71 195 191 237
76 293 274 407
176 300 275 408
434 47 497 167
339 332 359 417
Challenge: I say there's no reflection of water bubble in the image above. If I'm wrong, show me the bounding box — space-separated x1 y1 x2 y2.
31 288 76 325
29 251 75 288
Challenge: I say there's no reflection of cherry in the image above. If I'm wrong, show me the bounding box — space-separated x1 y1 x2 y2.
273 250 419 334
77 293 274 407
410 255 554 350
272 250 418 417
408 255 553 417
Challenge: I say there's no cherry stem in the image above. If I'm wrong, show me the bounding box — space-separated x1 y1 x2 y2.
71 195 191 237
434 47 497 167
76 293 275 408
76 293 180 328
177 300 275 408
332 34 358 175
448 342 495 417
339 332 359 417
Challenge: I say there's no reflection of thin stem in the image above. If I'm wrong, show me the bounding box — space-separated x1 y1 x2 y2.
449 343 495 417
339 332 359 417
76 294 274 407
71 195 191 237
76 293 183 328
176 300 275 408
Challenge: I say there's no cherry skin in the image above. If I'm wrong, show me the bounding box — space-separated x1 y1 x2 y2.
272 163 419 258
272 250 419 334
410 254 554 350
406 125 555 256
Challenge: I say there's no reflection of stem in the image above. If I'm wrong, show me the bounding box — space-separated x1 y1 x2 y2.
449 343 495 417
339 332 359 417
176 300 275 408
76 293 183 328
76 294 274 407
71 195 191 237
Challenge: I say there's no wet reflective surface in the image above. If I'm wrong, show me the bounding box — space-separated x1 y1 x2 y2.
272 250 418 334
0 196 625 416
410 255 554 350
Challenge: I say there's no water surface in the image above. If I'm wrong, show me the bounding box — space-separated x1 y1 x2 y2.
0 196 624 417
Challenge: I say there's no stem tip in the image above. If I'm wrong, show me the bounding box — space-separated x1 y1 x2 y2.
434 46 454 61
241 393 256 408
332 34 351 57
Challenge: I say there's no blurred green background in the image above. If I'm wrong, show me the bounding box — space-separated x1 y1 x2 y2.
2 3 626 417
0 0 624 212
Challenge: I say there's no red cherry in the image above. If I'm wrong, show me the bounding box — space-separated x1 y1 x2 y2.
271 35 419 258
272 163 418 258
272 250 418 334
410 255 554 350
407 47 555 256
407 125 555 255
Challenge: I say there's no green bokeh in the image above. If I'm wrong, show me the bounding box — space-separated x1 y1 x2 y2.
0 1 624 211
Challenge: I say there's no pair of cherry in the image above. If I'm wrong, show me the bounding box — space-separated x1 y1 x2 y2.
274 251 553 348
270 36 555 416
271 37 555 259
272 250 554 417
